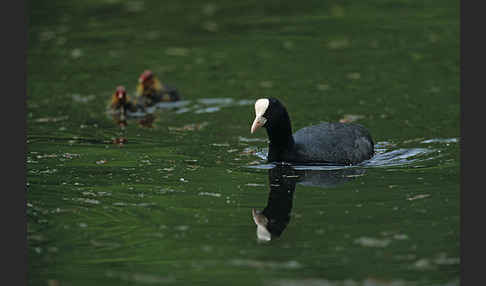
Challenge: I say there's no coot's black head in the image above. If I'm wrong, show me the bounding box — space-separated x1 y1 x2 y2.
250 98 289 134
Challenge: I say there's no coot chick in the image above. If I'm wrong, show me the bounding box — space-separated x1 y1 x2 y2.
136 70 181 107
110 86 138 113
109 86 145 127
250 98 374 165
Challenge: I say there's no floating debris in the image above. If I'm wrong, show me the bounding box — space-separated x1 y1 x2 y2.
34 116 68 123
70 48 83 59
198 192 221 197
81 191 97 197
354 237 391 248
259 81 274 88
156 188 184 195
165 47 190 56
175 225 189 231
407 194 431 201
69 198 101 205
393 234 409 240
212 143 230 147
246 183 264 187
62 153 80 159
317 84 330 91
202 21 219 32
327 38 350 50
162 167 175 172
112 202 156 207
345 174 365 178
186 165 200 171
82 199 100 205
434 253 460 265
413 258 434 270
36 154 58 159
113 202 127 206
347 72 361 80
71 93 96 103
39 168 58 174
230 259 302 269
339 114 365 123
169 122 209 132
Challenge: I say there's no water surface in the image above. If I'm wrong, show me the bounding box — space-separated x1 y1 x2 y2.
27 1 459 285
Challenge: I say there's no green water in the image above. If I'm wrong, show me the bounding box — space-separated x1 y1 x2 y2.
27 1 460 285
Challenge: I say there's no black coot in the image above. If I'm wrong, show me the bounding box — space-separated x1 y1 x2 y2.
250 98 374 165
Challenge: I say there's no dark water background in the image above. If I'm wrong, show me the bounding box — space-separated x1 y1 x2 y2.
27 1 459 285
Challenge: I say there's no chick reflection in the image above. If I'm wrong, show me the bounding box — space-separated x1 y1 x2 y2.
252 164 366 242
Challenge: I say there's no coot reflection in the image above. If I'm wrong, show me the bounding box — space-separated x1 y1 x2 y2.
252 163 366 241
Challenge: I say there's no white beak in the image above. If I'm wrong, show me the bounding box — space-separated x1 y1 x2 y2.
252 208 271 241
251 115 267 134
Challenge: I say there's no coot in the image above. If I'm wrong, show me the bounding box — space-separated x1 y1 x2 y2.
250 98 374 165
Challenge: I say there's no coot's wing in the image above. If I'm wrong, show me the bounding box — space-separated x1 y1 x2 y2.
293 122 374 164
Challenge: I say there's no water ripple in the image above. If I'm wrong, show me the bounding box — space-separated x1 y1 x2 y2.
246 138 458 170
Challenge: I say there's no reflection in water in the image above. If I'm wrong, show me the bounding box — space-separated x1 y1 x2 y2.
109 110 157 132
252 165 297 241
137 113 156 128
295 167 366 188
253 164 365 242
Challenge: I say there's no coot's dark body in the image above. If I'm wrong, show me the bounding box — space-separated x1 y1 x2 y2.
254 98 374 165
282 122 374 165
